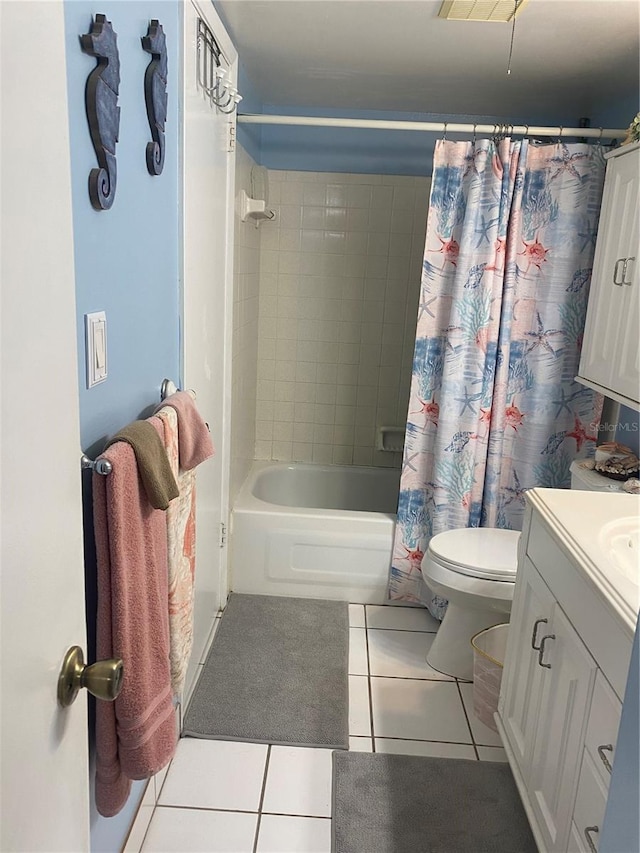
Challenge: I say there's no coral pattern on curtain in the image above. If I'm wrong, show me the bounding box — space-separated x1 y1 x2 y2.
389 139 605 612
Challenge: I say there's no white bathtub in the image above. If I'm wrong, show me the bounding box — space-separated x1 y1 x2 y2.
230 462 400 603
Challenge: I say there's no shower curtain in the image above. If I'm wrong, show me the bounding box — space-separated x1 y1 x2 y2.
389 138 605 612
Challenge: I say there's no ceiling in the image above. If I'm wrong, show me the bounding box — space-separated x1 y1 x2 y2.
215 0 639 121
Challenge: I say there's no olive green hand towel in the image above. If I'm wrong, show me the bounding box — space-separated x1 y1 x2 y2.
105 419 179 510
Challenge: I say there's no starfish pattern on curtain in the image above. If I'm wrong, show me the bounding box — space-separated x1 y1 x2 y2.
389 139 605 614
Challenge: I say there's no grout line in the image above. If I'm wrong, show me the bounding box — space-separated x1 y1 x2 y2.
363 608 376 751
367 674 456 683
137 803 157 853
154 762 171 803
261 812 332 820
252 744 272 853
370 736 476 746
365 626 439 634
156 804 260 815
455 680 480 760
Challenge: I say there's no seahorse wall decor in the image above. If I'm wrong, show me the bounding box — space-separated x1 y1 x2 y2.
80 14 121 210
141 20 168 176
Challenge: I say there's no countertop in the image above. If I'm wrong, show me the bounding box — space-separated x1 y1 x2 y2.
526 488 640 634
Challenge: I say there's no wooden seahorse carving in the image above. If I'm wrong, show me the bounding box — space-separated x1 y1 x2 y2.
141 20 168 176
80 14 121 210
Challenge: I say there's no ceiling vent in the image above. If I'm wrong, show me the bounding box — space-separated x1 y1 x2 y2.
438 0 530 22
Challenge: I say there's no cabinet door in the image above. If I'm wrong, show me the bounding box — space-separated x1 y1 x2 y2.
528 605 597 852
498 557 555 773
578 147 640 402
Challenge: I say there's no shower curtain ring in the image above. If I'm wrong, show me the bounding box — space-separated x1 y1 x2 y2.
442 122 448 141
558 126 563 144
598 127 604 145
524 124 529 138
472 123 477 145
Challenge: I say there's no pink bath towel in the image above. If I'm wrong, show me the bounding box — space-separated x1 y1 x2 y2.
154 390 214 470
93 416 177 817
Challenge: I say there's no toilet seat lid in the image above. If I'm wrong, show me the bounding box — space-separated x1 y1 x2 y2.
427 528 520 582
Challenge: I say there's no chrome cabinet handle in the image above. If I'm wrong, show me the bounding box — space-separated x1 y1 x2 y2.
584 825 599 853
622 256 636 285
597 743 614 773
531 617 548 651
537 634 555 668
613 258 625 285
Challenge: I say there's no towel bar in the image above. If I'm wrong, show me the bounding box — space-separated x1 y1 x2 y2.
81 454 112 476
161 378 179 400
81 378 182 475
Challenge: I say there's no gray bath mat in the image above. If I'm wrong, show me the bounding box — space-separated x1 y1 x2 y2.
183 593 349 748
332 752 537 853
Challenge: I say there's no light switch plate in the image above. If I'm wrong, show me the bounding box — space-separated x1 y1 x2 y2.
85 311 107 388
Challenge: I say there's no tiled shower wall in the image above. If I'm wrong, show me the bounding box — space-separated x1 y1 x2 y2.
255 170 430 467
230 145 260 501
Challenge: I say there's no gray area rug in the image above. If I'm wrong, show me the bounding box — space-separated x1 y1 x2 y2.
332 752 537 853
183 594 349 748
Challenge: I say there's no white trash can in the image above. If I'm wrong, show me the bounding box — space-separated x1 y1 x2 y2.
470 623 509 733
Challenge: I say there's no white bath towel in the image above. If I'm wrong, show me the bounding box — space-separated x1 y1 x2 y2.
156 405 197 697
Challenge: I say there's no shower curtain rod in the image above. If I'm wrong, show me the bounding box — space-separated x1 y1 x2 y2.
237 114 626 140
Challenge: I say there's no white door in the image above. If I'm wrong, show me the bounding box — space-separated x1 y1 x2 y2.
181 0 236 699
0 2 89 850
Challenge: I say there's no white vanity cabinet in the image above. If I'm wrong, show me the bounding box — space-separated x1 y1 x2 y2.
577 142 640 407
496 489 638 853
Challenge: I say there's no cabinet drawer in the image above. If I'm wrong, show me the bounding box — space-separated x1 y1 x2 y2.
572 750 608 852
584 672 622 785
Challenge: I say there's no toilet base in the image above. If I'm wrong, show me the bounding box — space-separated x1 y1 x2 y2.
426 601 508 680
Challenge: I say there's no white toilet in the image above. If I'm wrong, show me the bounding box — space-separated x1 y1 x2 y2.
421 461 624 680
422 527 519 680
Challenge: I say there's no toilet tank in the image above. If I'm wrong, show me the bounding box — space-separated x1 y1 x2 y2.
569 460 626 492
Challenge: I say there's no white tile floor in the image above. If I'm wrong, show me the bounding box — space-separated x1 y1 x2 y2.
137 604 508 853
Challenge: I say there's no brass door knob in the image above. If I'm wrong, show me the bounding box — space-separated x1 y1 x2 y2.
57 646 123 708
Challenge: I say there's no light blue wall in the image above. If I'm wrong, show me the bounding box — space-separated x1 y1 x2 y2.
617 405 639 456
64 2 181 850
66 0 181 455
600 620 640 853
590 90 638 133
250 105 575 176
